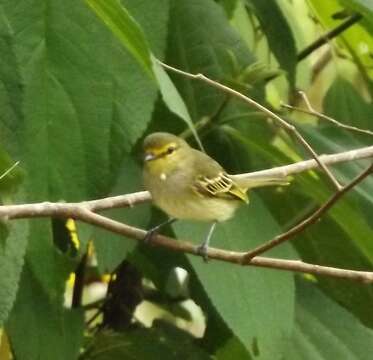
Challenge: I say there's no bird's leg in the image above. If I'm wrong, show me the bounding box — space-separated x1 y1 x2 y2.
144 218 176 244
196 221 217 262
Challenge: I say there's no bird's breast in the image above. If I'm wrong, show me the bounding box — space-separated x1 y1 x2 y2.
146 175 240 222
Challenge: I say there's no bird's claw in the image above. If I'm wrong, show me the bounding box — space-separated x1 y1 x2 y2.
144 229 157 244
196 244 209 262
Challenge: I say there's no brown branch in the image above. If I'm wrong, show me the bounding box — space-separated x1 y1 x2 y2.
243 163 373 260
282 91 373 137
0 151 372 282
158 60 342 191
0 197 373 283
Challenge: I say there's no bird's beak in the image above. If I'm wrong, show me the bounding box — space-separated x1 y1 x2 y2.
144 152 156 162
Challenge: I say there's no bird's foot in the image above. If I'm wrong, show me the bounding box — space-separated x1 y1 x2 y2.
144 228 158 244
144 218 176 244
196 243 209 263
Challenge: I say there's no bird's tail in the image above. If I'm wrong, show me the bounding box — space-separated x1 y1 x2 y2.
231 174 290 191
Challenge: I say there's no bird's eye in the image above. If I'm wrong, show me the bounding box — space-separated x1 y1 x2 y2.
167 146 176 154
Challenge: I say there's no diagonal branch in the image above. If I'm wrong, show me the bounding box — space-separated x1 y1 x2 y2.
282 91 373 137
243 163 373 260
297 13 362 61
158 60 342 190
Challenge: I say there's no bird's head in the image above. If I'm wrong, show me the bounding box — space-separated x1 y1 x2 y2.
143 132 190 174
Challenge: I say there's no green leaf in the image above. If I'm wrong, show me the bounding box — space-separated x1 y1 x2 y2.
84 0 203 149
286 280 373 359
166 0 256 121
247 0 297 87
81 322 210 360
0 9 23 151
2 0 164 201
6 264 84 360
293 211 373 328
0 0 169 292
173 198 294 359
0 220 28 327
85 0 153 77
151 58 203 150
1 1 168 357
338 0 373 24
0 12 28 328
323 77 373 143
215 336 252 360
93 155 151 272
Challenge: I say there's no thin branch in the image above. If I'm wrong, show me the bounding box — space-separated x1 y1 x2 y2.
0 146 372 217
243 163 373 260
0 161 20 181
282 91 373 137
234 145 373 182
297 13 362 61
0 197 372 283
158 60 342 190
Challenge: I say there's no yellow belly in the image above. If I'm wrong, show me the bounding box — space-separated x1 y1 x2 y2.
153 193 241 222
144 167 243 222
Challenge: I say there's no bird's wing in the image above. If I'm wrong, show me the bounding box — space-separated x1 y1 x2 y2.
194 172 248 203
190 150 248 203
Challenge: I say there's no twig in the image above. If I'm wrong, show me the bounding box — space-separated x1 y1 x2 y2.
282 91 373 137
158 60 342 191
0 197 372 283
243 163 373 260
0 161 20 181
0 146 372 217
234 145 373 181
297 13 362 61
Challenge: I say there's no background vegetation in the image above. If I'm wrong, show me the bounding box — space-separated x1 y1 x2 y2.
0 0 373 359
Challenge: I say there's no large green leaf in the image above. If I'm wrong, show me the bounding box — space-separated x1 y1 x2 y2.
293 211 373 328
2 0 165 202
93 155 151 272
81 322 210 360
0 220 28 327
0 12 28 328
286 280 373 359
1 0 169 288
6 264 84 360
1 0 168 357
323 77 373 144
290 77 373 326
85 0 153 77
84 0 203 148
166 0 256 121
174 198 294 359
152 59 203 150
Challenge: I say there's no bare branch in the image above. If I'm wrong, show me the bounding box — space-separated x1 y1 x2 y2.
243 163 373 260
234 145 373 181
0 197 373 283
281 91 373 137
158 60 343 190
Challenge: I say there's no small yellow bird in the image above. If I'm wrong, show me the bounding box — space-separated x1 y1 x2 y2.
143 132 288 259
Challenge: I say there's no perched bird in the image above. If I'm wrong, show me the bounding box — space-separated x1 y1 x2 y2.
142 132 288 259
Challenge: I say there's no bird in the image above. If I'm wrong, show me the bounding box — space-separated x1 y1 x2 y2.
142 132 289 260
